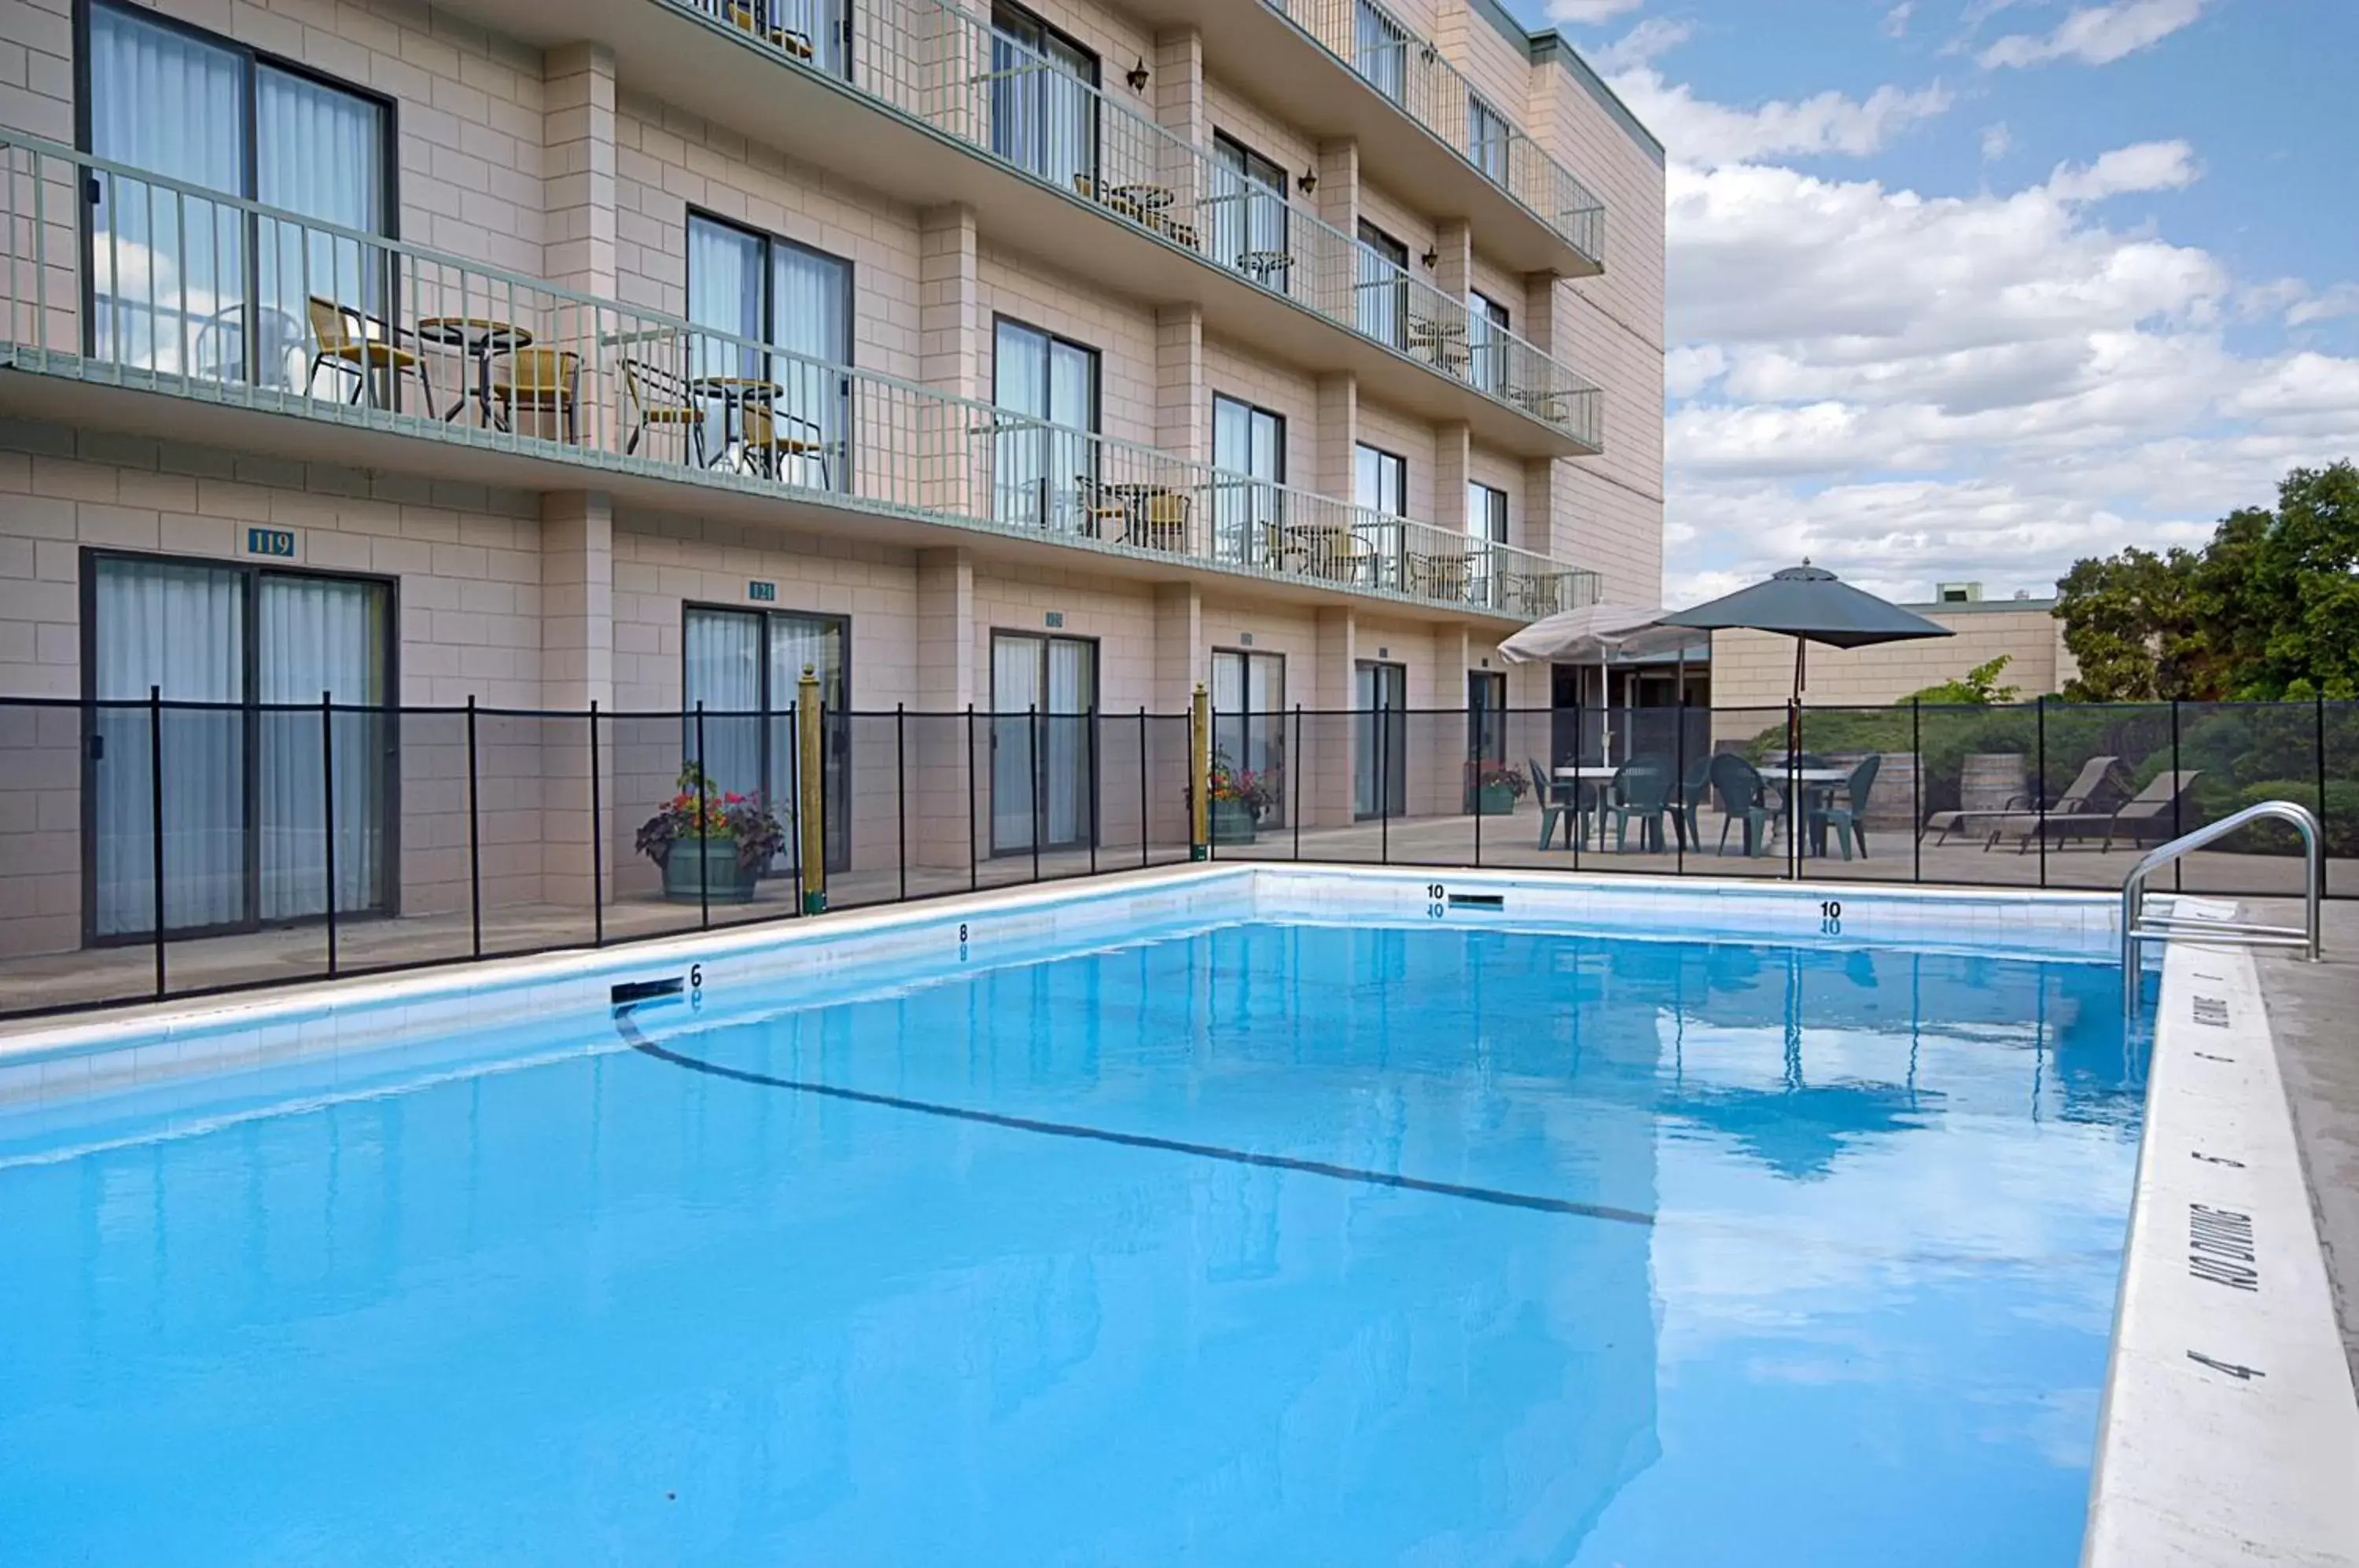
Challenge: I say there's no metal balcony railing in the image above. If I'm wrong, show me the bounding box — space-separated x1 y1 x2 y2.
0 134 1601 620
668 0 1605 450
1268 0 1606 265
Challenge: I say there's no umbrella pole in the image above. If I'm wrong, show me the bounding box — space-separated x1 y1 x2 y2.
1788 638 1805 878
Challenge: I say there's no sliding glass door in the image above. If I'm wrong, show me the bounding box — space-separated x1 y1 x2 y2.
992 318 1098 532
1211 649 1286 828
87 554 392 940
1209 133 1290 287
988 2 1097 192
86 2 388 396
1353 660 1407 820
991 632 1096 855
681 605 850 873
1211 395 1284 566
686 214 852 488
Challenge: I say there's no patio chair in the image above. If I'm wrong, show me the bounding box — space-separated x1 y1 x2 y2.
1074 475 1133 539
740 405 837 487
1709 751 1780 857
1527 757 1583 850
726 2 816 59
1605 756 1676 852
2002 770 2203 852
623 358 706 464
306 295 432 411
1927 754 2119 845
1674 751 1713 851
1807 754 1882 861
491 347 580 442
1133 489 1190 551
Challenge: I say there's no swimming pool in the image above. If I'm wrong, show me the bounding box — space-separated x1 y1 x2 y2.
0 877 2143 1566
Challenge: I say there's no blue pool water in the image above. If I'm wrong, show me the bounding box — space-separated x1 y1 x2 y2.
0 922 2144 1566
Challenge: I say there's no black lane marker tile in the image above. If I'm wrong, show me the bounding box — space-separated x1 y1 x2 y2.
614 1010 1653 1228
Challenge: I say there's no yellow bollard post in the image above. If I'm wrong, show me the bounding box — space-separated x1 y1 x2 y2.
1189 680 1210 862
797 664 827 914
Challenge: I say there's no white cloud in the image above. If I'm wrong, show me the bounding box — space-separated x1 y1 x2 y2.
1606 70 1954 167
1979 0 2209 68
2287 284 2359 328
1882 2 1917 39
1547 0 1645 23
1653 142 2359 605
1592 17 1692 74
2042 139 2198 201
1979 122 2013 162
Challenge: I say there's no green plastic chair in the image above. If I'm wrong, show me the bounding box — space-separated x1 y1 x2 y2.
1527 757 1578 850
1606 756 1676 851
1709 752 1779 856
1808 754 1882 860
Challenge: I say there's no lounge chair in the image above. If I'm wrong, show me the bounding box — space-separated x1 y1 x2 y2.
1927 754 2119 845
1807 754 1881 861
1990 769 2203 852
1709 752 1780 857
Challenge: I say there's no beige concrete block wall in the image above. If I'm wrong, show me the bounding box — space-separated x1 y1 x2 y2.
1203 334 1320 486
1709 606 2076 710
977 245 1159 447
1202 82 1317 191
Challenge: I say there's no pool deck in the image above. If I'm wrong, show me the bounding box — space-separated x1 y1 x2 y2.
2253 896 2359 1388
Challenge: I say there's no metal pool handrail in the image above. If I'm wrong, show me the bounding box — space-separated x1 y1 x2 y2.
2122 799 2322 1011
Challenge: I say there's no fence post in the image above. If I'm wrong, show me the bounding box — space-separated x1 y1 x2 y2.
1138 705 1149 869
2035 694 2048 890
1189 683 1210 861
1292 704 1303 862
800 668 827 915
966 703 978 892
1570 698 1583 871
148 685 165 1001
2317 692 2330 900
694 700 710 931
1087 706 1099 878
590 700 604 946
1673 687 1687 874
466 695 483 959
895 702 907 904
1029 701 1043 885
1378 701 1390 865
1470 701 1483 868
2169 697 2183 895
1911 697 1922 885
321 690 338 979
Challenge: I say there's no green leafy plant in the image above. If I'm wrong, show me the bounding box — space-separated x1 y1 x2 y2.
635 763 787 870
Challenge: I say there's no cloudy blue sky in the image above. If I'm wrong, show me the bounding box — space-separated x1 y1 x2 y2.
1498 0 2359 605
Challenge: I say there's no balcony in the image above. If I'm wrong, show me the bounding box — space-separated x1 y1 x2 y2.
0 134 1601 624
419 0 1603 458
1123 0 1607 277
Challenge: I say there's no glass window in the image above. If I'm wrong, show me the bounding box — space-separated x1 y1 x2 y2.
1355 443 1407 516
1211 648 1288 826
1467 94 1510 181
1355 221 1409 348
1209 133 1290 287
992 632 1099 853
1212 394 1285 566
1468 289 1511 394
989 2 1099 193
685 213 852 491
992 318 1100 531
1468 480 1508 607
681 605 851 872
1353 0 1408 101
86 3 386 395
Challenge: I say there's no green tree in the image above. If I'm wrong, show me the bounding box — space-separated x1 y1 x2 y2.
1909 653 2019 705
2055 461 2359 701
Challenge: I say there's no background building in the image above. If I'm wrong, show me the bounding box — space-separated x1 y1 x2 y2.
1707 588 2077 711
0 0 1664 956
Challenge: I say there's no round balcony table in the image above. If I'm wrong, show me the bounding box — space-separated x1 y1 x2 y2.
1235 250 1294 287
1110 183 1175 212
415 317 534 428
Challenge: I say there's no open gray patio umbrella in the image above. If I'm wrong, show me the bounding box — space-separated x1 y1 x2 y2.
1660 564 1952 868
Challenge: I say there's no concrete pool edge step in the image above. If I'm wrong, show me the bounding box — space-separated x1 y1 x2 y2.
2082 900 2359 1567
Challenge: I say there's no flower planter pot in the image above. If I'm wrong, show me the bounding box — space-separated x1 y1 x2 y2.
1472 784 1519 816
1209 801 1260 845
661 839 758 904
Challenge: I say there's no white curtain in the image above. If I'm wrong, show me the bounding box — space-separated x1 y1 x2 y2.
1046 339 1094 534
990 21 1095 191
991 634 1041 852
765 613 844 870
771 240 850 491
1043 637 1092 845
992 320 1048 526
1354 2 1407 101
257 64 386 399
688 218 763 462
256 576 386 921
91 558 245 936
86 6 245 380
683 608 764 815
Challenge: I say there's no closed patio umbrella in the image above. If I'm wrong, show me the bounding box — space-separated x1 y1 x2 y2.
1660 564 1952 870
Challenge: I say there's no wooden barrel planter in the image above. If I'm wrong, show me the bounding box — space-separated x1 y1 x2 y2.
1959 753 2030 815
